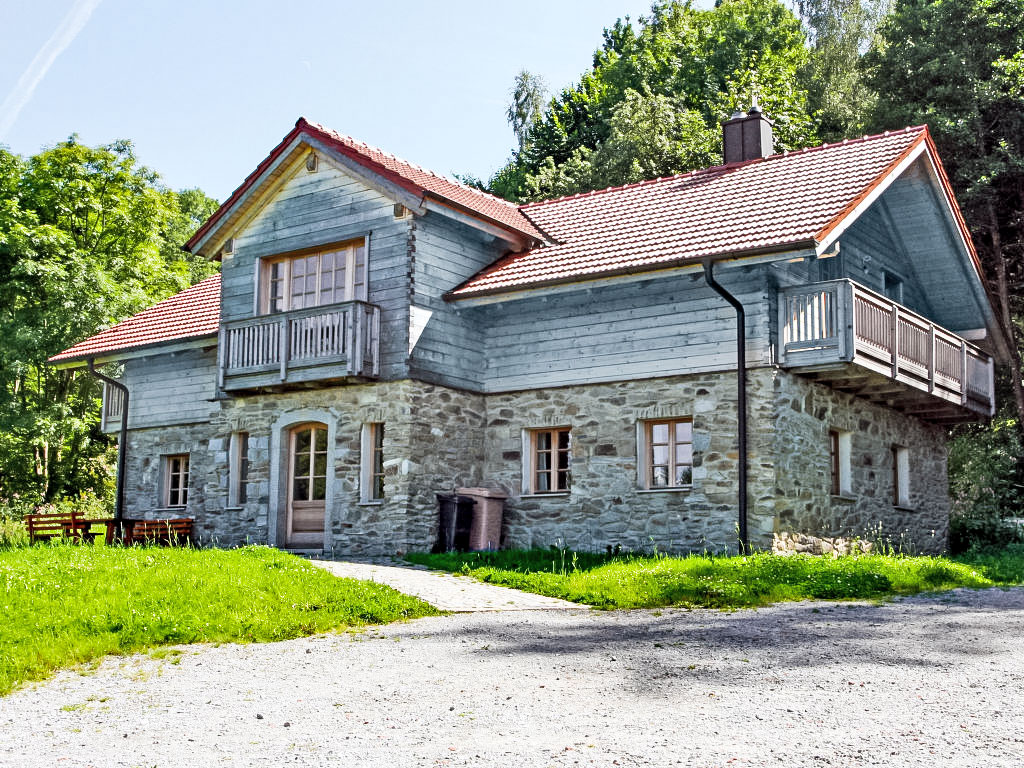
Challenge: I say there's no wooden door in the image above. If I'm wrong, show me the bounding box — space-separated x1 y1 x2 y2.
286 423 327 547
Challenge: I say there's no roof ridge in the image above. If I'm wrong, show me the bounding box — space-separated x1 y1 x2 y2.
303 119 523 211
518 125 929 210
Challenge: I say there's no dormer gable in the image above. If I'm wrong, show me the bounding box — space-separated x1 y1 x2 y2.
185 118 542 261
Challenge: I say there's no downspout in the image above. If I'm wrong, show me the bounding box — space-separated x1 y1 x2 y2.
87 359 129 531
702 260 749 553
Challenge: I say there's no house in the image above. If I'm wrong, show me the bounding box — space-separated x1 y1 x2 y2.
49 110 1007 556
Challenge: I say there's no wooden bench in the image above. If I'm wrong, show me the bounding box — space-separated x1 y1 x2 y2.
124 518 194 546
24 511 85 544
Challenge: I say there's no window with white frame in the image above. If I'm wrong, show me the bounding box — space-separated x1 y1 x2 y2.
829 429 852 495
261 239 367 314
525 427 571 494
892 445 910 507
641 419 693 489
360 423 385 502
164 454 190 507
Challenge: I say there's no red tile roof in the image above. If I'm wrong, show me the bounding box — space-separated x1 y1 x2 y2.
450 127 929 297
186 118 544 253
53 125 948 364
48 274 221 364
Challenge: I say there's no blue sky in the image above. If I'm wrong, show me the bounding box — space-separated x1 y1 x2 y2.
1 0 668 201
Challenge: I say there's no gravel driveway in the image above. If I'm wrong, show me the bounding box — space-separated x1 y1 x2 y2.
2 587 1023 767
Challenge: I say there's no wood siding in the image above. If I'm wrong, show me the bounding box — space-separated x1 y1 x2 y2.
108 346 218 431
221 159 410 379
408 214 507 390
475 267 772 393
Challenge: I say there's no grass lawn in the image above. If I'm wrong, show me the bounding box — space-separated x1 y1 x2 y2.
406 545 1024 610
0 544 437 695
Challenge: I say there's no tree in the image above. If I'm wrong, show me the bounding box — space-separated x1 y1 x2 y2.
797 0 889 141
506 70 548 152
863 0 1024 427
491 0 818 202
0 137 218 503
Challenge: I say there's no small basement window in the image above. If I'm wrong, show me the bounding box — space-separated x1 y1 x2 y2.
164 454 190 508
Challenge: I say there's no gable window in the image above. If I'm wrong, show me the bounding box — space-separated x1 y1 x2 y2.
261 239 367 314
526 427 571 494
882 270 904 304
642 419 693 489
892 445 910 507
164 454 190 507
360 423 385 502
829 429 852 496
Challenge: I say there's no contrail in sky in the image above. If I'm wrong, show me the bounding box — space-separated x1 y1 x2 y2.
0 0 102 142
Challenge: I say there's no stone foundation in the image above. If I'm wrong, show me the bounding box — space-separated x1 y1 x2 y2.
120 369 952 556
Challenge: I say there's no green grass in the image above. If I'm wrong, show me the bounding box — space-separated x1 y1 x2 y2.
0 544 437 695
406 547 1021 610
955 542 1024 583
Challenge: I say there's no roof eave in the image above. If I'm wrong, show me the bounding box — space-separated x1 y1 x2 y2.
446 241 818 304
48 334 218 370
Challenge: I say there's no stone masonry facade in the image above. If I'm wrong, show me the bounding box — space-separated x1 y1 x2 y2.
121 369 950 556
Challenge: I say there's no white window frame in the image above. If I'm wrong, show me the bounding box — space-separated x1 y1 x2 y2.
163 454 190 508
638 418 694 490
259 237 368 314
522 427 571 495
893 445 911 508
228 431 250 507
360 423 385 503
830 429 852 496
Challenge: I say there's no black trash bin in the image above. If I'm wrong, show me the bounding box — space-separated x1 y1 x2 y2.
436 493 475 552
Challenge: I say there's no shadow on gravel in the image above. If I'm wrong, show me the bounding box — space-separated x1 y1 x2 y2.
406 587 1024 687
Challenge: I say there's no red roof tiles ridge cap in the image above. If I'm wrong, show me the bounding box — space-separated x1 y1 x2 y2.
299 119 525 213
516 125 928 211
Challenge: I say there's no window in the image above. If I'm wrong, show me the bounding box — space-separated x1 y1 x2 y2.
164 454 190 507
642 419 693 489
229 431 249 506
883 270 904 303
892 445 910 507
361 423 385 502
261 239 367 314
830 429 852 495
527 428 571 494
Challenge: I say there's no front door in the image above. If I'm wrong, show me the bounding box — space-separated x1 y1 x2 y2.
286 423 327 548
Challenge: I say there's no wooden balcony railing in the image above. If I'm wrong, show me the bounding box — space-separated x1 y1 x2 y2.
101 382 125 431
779 280 994 419
219 300 380 389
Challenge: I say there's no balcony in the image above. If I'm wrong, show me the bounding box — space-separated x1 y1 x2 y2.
779 280 994 423
219 301 380 391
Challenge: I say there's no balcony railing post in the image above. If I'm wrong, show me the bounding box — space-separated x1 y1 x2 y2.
890 304 899 379
960 340 968 406
279 315 288 381
217 326 227 390
353 303 365 375
345 305 356 375
928 323 936 394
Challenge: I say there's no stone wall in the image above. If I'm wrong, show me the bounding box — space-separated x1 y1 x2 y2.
771 372 949 554
120 369 951 557
481 370 778 553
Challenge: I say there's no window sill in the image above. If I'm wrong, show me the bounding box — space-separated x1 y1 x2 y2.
520 492 571 499
637 486 693 494
830 493 857 503
894 504 915 512
357 500 385 507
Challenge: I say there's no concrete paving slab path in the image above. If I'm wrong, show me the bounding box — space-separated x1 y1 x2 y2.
309 558 584 612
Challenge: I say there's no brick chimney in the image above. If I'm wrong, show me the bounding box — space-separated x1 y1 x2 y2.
722 99 774 164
